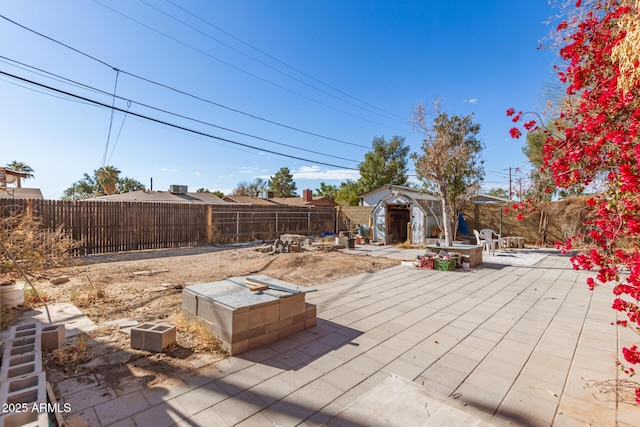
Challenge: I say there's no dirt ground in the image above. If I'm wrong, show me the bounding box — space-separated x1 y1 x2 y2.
4 244 401 388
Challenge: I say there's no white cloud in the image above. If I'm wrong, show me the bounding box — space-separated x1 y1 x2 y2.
463 99 478 104
193 171 201 176
291 165 360 181
239 167 259 174
157 167 179 173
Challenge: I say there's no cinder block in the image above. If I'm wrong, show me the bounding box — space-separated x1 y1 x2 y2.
248 301 280 328
130 323 176 352
247 330 280 351
279 294 305 320
265 317 294 334
181 289 198 316
41 324 65 352
229 339 248 356
1 337 42 381
0 372 47 427
9 323 40 340
0 351 42 382
0 411 49 427
305 303 317 319
278 321 306 340
198 300 231 329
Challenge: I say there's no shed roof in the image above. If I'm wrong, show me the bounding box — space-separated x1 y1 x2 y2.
359 185 439 202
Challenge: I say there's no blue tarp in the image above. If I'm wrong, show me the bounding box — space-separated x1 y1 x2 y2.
458 213 469 235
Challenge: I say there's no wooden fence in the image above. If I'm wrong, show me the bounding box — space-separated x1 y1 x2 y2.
0 199 336 255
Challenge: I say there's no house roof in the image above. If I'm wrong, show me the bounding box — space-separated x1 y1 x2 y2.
222 195 279 205
472 194 511 204
270 196 335 207
86 190 228 204
0 188 44 200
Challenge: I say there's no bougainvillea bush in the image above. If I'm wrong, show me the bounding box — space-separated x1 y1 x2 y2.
509 0 640 404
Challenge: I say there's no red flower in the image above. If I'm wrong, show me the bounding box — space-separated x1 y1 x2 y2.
506 108 515 117
509 127 522 139
622 346 640 365
523 120 537 131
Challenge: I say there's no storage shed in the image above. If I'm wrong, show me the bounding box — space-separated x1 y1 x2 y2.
371 190 441 245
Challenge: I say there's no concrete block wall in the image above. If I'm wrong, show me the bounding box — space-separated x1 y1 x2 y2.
0 324 49 427
182 290 317 355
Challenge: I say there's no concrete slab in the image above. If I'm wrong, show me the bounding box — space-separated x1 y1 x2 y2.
38 250 638 426
324 374 515 426
1 303 96 340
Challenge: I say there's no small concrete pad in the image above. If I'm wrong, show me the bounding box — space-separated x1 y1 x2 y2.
13 303 96 337
325 375 516 426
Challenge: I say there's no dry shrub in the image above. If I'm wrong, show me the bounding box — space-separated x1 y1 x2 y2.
69 277 111 309
0 211 77 279
540 197 593 247
45 334 92 368
0 305 22 329
170 311 227 355
395 241 414 249
23 287 51 309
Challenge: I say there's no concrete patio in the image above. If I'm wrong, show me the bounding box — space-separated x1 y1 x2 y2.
55 248 639 426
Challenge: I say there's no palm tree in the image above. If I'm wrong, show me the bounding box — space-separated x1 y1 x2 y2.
6 161 34 187
96 166 121 195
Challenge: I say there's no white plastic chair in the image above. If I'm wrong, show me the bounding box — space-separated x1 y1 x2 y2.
480 229 500 254
473 229 494 255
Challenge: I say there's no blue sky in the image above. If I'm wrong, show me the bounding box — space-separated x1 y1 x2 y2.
1 1 559 199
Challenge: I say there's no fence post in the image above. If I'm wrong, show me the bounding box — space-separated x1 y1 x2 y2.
206 205 213 244
275 212 279 238
236 212 240 243
308 210 311 234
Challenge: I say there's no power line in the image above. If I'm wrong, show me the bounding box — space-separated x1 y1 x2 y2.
163 0 407 122
0 13 370 149
101 69 120 167
0 55 361 162
87 1 409 132
136 0 405 124
0 70 359 171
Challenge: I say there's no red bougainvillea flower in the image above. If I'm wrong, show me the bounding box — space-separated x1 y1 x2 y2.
508 0 640 402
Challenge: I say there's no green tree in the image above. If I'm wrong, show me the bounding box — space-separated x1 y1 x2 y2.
486 188 509 199
334 180 360 206
96 165 121 195
196 188 210 193
62 167 144 200
314 182 339 201
357 136 409 194
116 177 145 194
212 190 225 198
6 161 34 179
268 167 297 197
62 173 97 200
411 101 484 245
232 178 266 197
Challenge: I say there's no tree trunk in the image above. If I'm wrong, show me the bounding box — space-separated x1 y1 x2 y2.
439 183 454 246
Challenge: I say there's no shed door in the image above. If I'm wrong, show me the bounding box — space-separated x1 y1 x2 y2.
373 204 386 243
411 204 425 245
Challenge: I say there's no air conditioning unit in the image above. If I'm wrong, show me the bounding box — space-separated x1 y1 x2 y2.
169 185 188 194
